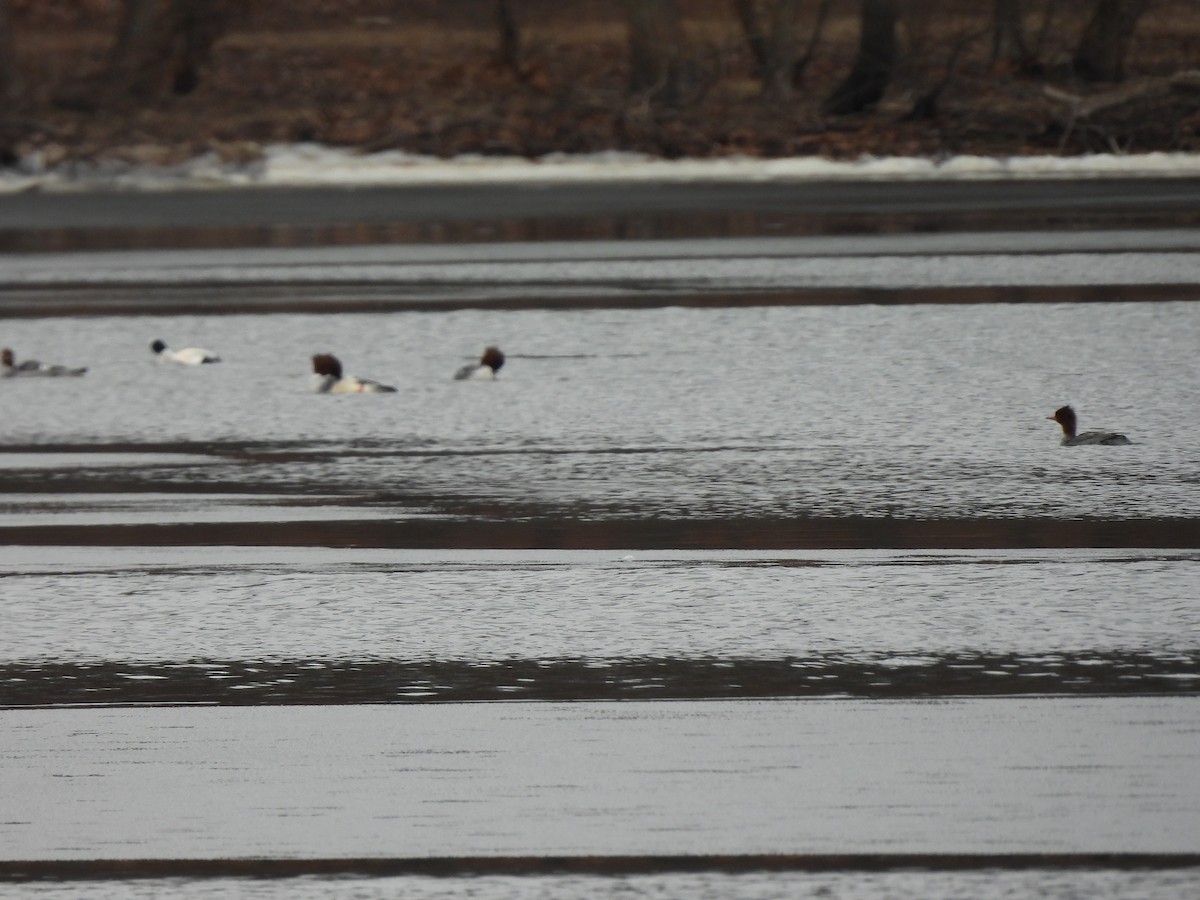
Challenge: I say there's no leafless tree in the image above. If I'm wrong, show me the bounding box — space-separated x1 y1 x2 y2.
991 0 1035 70
1029 0 1061 60
105 0 227 99
625 0 688 104
1073 0 1150 82
0 0 20 103
822 0 897 115
169 0 226 94
906 19 988 120
760 0 800 101
733 0 770 76
736 0 835 101
496 0 521 76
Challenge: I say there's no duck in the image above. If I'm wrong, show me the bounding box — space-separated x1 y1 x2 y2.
311 353 397 394
2 347 87 377
454 346 505 381
151 339 220 365
1048 405 1131 446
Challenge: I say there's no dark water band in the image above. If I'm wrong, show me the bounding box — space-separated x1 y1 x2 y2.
4 652 1197 709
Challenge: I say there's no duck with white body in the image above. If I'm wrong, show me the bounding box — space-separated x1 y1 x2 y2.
454 346 505 381
151 339 221 365
311 353 397 394
1048 405 1131 446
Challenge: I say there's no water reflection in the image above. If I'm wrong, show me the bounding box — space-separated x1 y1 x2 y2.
10 207 1200 256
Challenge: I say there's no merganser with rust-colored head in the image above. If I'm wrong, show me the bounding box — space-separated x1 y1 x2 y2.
454 346 505 381
2 347 87 377
151 339 221 365
311 353 397 394
1048 405 1131 446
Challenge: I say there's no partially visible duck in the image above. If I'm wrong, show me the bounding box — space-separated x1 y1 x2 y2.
152 339 221 365
454 346 505 381
2 347 87 377
311 353 397 394
1048 405 1131 446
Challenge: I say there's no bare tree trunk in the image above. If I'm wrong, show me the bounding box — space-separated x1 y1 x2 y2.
822 0 897 115
793 0 835 86
1073 0 1149 82
991 0 1033 69
762 0 800 101
496 0 521 75
625 0 687 104
105 0 166 98
104 0 225 99
0 0 18 103
733 0 769 76
1031 0 1060 59
168 0 226 94
907 23 987 120
737 0 834 95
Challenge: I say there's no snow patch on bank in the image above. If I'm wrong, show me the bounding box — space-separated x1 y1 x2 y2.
3 143 1200 192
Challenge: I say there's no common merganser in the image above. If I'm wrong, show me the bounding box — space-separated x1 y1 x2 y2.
2 347 87 377
311 353 397 394
454 346 504 381
1048 405 1131 446
151 339 220 365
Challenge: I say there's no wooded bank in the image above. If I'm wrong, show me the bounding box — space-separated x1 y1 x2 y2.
1 0 1198 168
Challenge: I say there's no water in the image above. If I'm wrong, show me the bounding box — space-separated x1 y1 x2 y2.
3 699 1199 860
2 546 1198 665
6 868 1200 900
2 301 1198 523
1 232 1199 895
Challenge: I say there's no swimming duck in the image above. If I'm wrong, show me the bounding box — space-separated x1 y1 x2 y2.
1 347 87 377
1048 405 1131 446
151 339 221 365
311 353 397 394
454 346 505 381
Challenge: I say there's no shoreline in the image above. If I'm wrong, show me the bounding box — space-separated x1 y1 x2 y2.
6 147 1200 195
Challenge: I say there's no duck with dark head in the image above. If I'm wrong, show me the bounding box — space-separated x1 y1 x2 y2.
151 339 221 365
1048 405 1131 446
454 346 505 381
2 347 87 377
311 353 397 394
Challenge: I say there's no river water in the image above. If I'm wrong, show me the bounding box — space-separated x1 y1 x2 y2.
1 226 1199 895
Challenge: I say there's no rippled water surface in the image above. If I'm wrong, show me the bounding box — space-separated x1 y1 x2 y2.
7 868 1200 900
2 234 1198 892
2 301 1198 522
3 547 1198 663
4 698 1198 860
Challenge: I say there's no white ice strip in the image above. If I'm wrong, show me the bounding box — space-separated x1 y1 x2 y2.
5 145 1200 193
